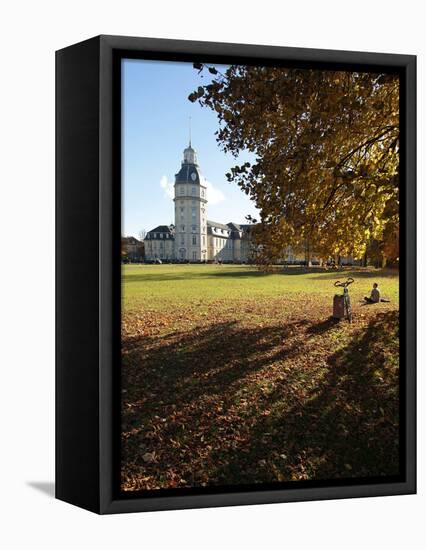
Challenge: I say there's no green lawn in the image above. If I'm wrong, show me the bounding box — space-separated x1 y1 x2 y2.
123 263 399 309
121 264 400 491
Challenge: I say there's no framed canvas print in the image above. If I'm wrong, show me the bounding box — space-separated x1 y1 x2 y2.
56 35 416 514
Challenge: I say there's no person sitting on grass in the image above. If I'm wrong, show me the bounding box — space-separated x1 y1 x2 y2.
364 283 390 304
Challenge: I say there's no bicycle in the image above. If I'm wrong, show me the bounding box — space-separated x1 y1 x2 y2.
333 277 354 323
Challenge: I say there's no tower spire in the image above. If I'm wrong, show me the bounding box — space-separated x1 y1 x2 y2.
189 116 192 147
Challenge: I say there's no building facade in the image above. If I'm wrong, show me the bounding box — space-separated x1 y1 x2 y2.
144 226 175 261
174 144 208 261
144 143 360 266
145 143 255 263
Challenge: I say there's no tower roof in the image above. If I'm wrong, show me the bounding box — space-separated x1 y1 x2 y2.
175 163 202 184
182 142 198 166
175 141 205 184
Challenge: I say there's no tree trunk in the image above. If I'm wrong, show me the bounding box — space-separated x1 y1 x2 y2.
305 240 311 267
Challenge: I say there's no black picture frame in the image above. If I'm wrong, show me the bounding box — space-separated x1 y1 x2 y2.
56 35 416 514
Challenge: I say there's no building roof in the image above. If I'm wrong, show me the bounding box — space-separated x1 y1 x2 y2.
227 223 243 240
122 236 142 245
227 222 242 231
207 220 255 239
207 220 230 231
145 225 175 240
175 164 202 184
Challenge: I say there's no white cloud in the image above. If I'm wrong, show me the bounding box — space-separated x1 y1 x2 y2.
159 175 174 199
202 177 225 205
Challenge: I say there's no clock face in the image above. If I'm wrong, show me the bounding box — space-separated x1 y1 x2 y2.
191 172 197 181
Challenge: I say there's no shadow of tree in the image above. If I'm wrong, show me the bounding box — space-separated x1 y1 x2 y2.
124 269 267 284
121 310 399 489
122 319 307 413
124 267 398 285
209 311 399 484
306 316 340 335
311 269 398 280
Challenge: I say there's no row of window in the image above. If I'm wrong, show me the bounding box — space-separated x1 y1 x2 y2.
179 215 206 226
179 224 207 233
149 235 230 248
150 232 171 239
148 236 230 247
147 241 172 249
180 235 206 246
177 186 206 197
213 237 232 249
211 227 230 236
179 206 199 214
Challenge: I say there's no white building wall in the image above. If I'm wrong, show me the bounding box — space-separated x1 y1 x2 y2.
174 182 207 261
173 146 208 262
144 237 174 260
144 144 257 264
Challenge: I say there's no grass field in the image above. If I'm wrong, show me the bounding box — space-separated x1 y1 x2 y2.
121 264 400 491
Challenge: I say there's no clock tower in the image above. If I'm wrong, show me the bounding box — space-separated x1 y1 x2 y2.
174 142 208 261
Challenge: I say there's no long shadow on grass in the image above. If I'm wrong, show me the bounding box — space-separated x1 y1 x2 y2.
311 269 399 280
124 267 399 285
121 319 308 484
122 320 307 409
124 269 266 283
208 310 400 484
121 311 399 488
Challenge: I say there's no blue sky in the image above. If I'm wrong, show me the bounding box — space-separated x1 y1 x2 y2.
122 58 258 238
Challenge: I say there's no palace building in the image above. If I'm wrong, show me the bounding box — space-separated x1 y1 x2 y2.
144 143 254 262
144 142 360 266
